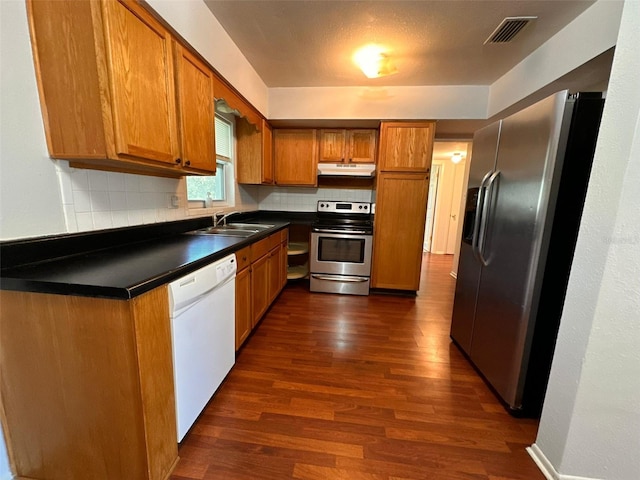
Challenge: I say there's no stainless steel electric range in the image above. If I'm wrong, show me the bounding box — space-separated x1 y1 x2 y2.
310 201 373 296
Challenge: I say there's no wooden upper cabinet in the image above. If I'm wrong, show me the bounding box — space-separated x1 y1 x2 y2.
102 0 179 165
378 122 435 172
174 43 215 173
318 129 377 164
318 129 347 163
237 118 273 185
349 129 378 163
273 129 318 186
26 0 218 177
262 120 274 183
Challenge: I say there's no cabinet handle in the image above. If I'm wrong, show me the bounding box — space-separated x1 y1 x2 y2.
242 256 247 261
185 160 191 166
175 158 181 164
348 158 352 163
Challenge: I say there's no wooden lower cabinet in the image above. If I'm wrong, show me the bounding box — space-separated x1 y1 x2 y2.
268 244 283 303
235 265 252 349
251 253 270 327
236 229 288 350
0 286 178 480
371 172 430 291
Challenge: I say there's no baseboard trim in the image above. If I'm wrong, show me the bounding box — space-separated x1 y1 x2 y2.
528 444 557 480
527 444 601 480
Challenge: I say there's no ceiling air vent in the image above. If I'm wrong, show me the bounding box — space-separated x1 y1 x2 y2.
484 16 537 44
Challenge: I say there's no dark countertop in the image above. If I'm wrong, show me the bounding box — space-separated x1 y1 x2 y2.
0 211 314 300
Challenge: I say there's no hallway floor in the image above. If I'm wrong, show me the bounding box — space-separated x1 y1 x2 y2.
170 254 545 479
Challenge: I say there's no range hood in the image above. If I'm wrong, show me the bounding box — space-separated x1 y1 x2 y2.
317 163 376 177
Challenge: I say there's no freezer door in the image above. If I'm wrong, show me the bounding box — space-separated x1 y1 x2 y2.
450 121 501 354
469 91 571 408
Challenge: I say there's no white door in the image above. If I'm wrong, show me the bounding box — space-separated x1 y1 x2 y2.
446 161 466 254
424 164 441 252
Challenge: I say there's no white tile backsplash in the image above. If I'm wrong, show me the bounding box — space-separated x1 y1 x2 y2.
56 161 191 233
88 170 109 191
107 172 126 192
258 186 374 211
55 160 372 234
90 191 110 212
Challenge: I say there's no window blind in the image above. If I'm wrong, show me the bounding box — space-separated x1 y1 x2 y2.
215 116 232 159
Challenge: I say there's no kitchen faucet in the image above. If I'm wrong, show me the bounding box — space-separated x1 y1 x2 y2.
212 211 239 227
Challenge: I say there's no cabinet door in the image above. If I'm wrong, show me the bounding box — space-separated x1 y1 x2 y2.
262 120 274 184
371 172 430 291
378 122 434 172
251 254 270 327
268 247 280 303
274 129 318 186
281 240 288 289
348 129 377 163
174 44 215 173
318 129 347 163
102 0 179 164
235 267 252 350
236 118 262 184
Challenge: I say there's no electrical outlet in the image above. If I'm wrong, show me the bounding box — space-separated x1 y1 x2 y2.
169 194 180 209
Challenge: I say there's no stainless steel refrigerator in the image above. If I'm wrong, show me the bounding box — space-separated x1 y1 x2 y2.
450 90 604 416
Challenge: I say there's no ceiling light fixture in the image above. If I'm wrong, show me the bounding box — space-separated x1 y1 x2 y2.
451 152 463 164
353 44 398 79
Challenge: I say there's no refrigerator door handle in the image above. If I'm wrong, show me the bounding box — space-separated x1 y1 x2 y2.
477 170 501 266
472 171 494 260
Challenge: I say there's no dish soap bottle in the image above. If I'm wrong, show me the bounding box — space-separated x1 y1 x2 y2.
205 192 213 208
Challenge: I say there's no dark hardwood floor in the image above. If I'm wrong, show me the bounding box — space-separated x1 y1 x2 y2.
170 254 544 480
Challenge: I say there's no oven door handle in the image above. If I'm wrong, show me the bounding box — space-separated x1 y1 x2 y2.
311 274 369 283
312 228 371 235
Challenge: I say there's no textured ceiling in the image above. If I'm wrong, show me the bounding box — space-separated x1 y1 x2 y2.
204 0 596 88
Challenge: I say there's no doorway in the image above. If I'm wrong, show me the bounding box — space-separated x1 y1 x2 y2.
424 141 472 259
424 164 441 252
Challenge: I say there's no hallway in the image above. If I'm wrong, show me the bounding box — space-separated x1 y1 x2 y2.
171 254 544 479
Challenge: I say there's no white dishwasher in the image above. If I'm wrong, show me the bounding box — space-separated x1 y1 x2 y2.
168 254 236 441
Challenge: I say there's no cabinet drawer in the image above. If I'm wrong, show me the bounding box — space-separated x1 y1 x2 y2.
251 237 271 261
236 246 251 271
269 231 282 250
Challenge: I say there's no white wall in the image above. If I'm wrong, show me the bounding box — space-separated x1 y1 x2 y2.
531 1 640 479
0 0 66 239
146 0 269 116
488 0 623 117
269 85 489 120
451 143 473 276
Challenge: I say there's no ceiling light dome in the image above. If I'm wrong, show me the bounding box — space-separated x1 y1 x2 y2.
353 44 398 79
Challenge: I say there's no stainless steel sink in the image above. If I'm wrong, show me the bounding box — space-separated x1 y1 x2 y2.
190 223 275 238
188 222 274 237
189 227 258 237
225 223 274 230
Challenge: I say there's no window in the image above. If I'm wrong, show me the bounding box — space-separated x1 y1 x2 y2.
186 114 234 207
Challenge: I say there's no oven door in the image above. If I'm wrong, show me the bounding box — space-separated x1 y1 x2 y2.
310 231 372 277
